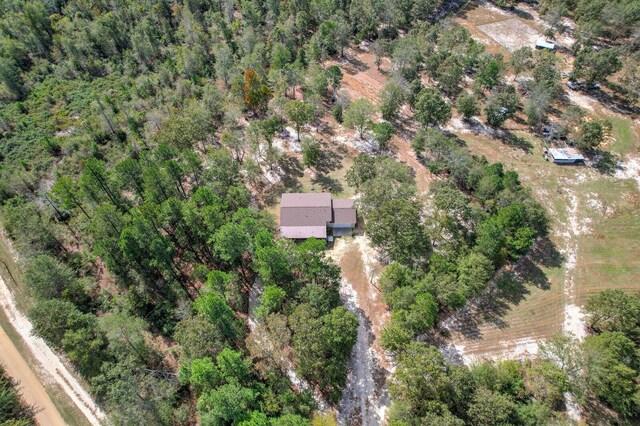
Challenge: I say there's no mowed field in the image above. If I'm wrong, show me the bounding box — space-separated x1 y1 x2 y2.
446 122 640 360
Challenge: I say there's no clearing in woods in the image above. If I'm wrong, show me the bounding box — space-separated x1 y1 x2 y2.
439 0 640 362
330 235 390 425
477 18 542 52
258 3 639 418
325 1 640 364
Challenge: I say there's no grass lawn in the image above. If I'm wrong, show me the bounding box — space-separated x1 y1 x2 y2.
608 116 638 156
298 156 356 199
265 135 357 221
574 178 640 305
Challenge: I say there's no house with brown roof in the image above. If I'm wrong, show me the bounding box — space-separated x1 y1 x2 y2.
280 193 357 239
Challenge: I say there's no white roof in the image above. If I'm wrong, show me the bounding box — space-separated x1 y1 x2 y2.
549 148 584 161
536 38 555 49
280 225 327 239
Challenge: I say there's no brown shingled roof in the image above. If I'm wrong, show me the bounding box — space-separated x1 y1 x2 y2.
332 198 354 209
280 206 332 226
333 208 356 224
281 192 332 208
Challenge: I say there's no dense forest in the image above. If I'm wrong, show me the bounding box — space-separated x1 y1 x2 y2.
0 0 638 424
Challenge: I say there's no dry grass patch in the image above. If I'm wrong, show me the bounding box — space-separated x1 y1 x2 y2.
477 18 542 52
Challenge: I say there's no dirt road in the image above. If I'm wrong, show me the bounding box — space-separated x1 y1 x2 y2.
0 273 106 426
0 323 67 426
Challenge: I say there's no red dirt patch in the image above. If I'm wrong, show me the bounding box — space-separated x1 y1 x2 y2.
327 49 435 194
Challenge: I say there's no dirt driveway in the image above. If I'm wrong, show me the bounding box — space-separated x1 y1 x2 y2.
0 324 66 426
329 236 391 426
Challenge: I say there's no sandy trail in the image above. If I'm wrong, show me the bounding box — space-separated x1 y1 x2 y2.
329 237 391 426
326 47 388 103
0 323 67 426
0 274 106 426
560 176 588 341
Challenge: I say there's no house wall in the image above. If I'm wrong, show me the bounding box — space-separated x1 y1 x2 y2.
330 223 355 229
552 158 579 164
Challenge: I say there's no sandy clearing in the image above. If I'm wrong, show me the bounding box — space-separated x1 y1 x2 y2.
326 47 435 195
326 47 388 103
563 304 586 340
615 156 640 191
440 336 541 365
272 127 302 153
0 323 67 426
560 175 589 341
338 276 389 426
0 275 106 425
330 237 391 368
477 18 541 52
566 90 596 111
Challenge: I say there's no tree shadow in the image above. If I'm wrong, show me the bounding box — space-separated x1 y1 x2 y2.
261 155 305 207
312 174 344 194
589 150 622 176
581 397 625 426
430 0 468 22
314 142 344 175
530 236 564 269
510 6 534 20
279 153 304 177
554 45 574 57
496 129 534 154
262 180 303 208
317 121 336 136
421 332 467 364
582 88 640 116
453 118 534 154
337 50 369 75
394 115 419 141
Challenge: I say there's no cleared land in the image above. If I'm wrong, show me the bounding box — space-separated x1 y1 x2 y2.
325 2 638 363
439 1 640 362
444 119 640 359
477 18 542 52
259 0 639 416
330 236 390 426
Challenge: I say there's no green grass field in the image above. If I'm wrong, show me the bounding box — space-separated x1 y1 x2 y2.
609 116 637 156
